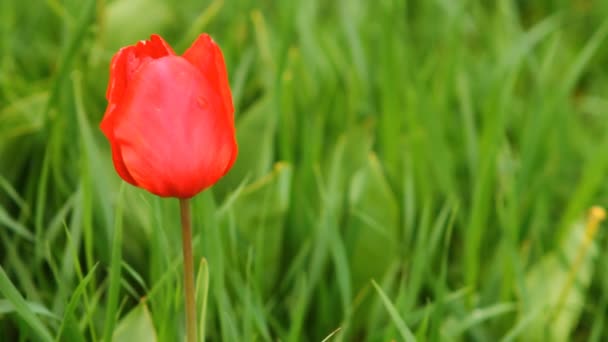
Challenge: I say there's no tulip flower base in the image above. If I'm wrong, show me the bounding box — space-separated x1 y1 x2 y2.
100 34 237 199
100 34 237 342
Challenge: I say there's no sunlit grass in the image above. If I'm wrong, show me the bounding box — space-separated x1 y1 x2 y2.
2 0 608 340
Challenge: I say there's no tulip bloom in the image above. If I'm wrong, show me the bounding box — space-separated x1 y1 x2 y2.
100 34 237 198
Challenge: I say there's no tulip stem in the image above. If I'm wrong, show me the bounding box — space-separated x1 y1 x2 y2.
180 198 197 342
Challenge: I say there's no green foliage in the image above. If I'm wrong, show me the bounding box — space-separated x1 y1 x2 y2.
2 0 608 340
522 218 599 340
112 303 157 342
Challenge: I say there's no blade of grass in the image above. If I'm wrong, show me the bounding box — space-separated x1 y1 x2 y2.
195 258 209 342
55 263 99 341
0 205 34 241
320 327 342 342
561 18 608 93
0 299 58 319
0 266 53 342
102 184 125 341
446 303 516 338
42 0 95 121
371 279 416 342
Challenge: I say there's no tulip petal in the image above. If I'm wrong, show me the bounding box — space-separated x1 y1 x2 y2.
113 56 237 198
183 34 234 120
101 35 176 187
110 141 138 186
98 103 137 186
105 34 175 105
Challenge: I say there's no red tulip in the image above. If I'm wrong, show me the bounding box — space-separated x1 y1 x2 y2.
100 34 237 198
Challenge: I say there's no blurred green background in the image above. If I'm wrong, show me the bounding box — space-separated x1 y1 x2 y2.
2 0 608 340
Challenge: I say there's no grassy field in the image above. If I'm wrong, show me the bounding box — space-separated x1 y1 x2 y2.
2 0 608 340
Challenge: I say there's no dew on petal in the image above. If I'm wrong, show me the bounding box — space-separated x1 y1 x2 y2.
197 96 208 109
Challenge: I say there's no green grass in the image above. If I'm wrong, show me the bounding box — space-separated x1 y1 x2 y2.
2 0 608 340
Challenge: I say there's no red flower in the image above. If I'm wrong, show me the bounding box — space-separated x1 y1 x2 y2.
100 34 237 198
